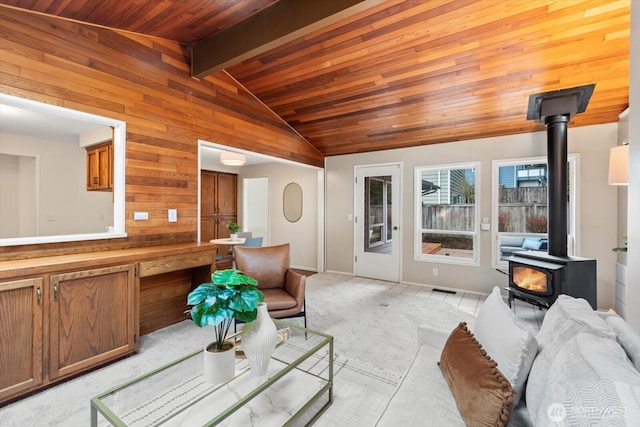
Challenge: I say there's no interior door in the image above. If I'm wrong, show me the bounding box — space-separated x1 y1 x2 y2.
243 177 269 243
355 164 401 282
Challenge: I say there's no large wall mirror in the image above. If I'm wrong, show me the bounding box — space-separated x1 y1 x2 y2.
283 182 303 222
0 94 126 246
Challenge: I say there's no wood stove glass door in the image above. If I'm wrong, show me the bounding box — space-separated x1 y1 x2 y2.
355 164 401 282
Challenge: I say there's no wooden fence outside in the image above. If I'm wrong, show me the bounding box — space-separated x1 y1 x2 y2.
499 186 547 203
422 201 549 233
423 205 475 231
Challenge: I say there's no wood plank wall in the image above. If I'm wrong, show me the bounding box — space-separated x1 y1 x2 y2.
0 7 324 260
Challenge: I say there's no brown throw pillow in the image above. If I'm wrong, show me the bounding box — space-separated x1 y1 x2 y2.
438 322 514 427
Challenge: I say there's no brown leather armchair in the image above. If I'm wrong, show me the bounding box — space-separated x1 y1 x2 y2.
233 243 307 327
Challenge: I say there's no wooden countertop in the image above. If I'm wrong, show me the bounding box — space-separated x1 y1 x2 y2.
0 242 216 280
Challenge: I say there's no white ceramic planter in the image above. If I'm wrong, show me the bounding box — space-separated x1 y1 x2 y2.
203 340 235 384
230 233 238 241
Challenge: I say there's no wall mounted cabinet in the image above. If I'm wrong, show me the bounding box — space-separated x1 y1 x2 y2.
86 141 113 191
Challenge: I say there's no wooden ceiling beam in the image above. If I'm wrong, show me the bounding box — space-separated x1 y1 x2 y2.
191 0 384 78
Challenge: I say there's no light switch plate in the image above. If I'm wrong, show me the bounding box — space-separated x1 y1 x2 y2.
168 209 177 223
133 212 149 220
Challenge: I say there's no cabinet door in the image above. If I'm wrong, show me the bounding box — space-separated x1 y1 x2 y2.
216 173 237 216
201 217 217 242
201 171 217 216
0 278 44 402
49 264 136 380
216 216 235 239
86 142 112 191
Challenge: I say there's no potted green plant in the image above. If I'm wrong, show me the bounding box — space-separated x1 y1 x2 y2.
187 269 263 383
226 220 240 241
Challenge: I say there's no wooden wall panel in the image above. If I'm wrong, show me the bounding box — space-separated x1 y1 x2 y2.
139 270 192 336
0 7 323 259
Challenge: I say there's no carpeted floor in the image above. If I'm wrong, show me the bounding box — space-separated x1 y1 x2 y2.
0 272 476 426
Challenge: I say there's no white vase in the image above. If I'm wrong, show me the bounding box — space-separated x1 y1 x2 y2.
230 233 238 241
241 302 277 377
203 340 235 384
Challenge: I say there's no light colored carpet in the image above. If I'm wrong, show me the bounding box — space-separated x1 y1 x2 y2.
0 272 476 426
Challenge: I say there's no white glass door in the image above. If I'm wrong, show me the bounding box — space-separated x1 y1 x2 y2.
355 164 401 281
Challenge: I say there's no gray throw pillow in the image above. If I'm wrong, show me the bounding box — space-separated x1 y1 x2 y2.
474 287 538 406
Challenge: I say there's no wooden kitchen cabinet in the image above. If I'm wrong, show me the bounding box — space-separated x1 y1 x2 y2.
86 141 113 191
49 264 136 380
0 277 44 403
0 243 214 405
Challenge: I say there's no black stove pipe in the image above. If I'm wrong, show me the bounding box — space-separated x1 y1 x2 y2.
544 114 569 257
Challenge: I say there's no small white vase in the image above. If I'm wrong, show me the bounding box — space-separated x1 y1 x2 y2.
203 340 235 384
241 302 277 377
230 233 238 241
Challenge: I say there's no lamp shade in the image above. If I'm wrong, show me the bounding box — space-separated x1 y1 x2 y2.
608 144 629 185
220 151 246 166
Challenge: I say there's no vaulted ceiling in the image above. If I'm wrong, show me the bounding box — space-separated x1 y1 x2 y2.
0 0 630 157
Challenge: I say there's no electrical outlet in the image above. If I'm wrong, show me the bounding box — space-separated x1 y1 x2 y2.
432 268 438 277
168 209 177 223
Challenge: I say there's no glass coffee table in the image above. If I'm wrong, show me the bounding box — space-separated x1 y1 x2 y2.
91 320 333 426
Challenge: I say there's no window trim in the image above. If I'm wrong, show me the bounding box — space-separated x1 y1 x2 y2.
491 155 579 268
414 162 481 266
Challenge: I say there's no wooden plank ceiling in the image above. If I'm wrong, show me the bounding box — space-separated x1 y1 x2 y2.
1 0 630 157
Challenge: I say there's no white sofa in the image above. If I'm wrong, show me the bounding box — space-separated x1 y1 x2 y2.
376 291 640 426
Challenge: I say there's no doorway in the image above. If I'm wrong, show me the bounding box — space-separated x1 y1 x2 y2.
243 177 269 243
354 163 401 282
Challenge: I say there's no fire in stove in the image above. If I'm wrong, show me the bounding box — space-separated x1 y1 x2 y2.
512 266 547 293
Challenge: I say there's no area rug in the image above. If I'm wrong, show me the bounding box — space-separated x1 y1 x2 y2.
0 272 476 426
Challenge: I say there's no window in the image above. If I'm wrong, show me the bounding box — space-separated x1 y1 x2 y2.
492 156 578 266
365 176 392 252
415 163 480 265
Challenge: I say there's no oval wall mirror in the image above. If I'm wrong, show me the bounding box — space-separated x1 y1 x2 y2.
283 182 303 222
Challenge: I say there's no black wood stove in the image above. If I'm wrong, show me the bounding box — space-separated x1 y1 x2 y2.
506 84 598 310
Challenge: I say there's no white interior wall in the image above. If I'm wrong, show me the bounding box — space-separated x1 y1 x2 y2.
0 154 20 237
625 2 639 333
0 132 114 237
238 162 320 271
17 155 36 237
325 123 619 309
617 112 629 267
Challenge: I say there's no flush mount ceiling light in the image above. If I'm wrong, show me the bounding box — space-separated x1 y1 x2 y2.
220 151 246 166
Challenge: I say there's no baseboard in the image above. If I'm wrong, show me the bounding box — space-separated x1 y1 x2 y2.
322 270 354 276
400 279 490 297
290 264 317 272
